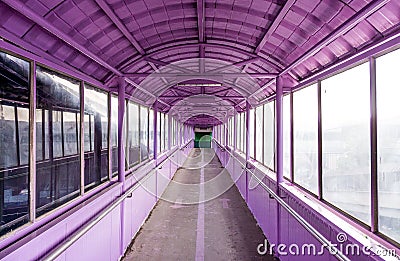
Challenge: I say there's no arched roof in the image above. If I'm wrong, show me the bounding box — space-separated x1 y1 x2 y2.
1 0 399 121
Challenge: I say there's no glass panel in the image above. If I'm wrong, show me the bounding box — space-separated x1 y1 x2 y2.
236 114 240 150
322 63 370 224
84 84 109 187
149 109 154 158
165 114 169 150
377 48 400 242
111 95 118 176
264 102 275 170
283 95 291 179
255 106 263 163
36 65 80 216
157 112 161 154
0 52 30 234
140 106 149 160
293 85 318 194
160 113 165 152
36 109 43 161
63 112 78 156
249 109 255 159
127 102 139 168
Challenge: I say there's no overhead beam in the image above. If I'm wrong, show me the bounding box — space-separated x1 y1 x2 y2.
3 0 122 76
208 57 259 74
124 72 278 78
197 0 205 43
255 0 296 54
280 0 390 76
144 57 195 73
160 95 244 99
124 78 170 108
94 0 145 55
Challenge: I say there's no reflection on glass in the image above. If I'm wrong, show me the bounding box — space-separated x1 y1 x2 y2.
293 85 318 194
111 95 118 175
84 84 109 187
283 95 291 179
140 106 149 160
36 65 80 216
0 52 30 234
127 102 139 168
322 63 370 224
149 109 154 157
377 48 400 242
264 102 274 170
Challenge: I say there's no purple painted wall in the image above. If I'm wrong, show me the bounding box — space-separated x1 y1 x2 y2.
0 142 193 261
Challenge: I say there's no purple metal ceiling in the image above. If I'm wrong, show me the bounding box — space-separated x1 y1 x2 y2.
0 0 399 125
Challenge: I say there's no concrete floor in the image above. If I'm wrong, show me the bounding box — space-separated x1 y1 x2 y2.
123 148 275 261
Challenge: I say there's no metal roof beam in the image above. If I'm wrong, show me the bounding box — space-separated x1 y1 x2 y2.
94 0 145 55
255 0 296 54
197 0 205 43
2 0 122 77
124 73 278 78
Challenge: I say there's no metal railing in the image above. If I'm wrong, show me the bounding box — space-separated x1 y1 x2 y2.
41 140 193 261
213 140 350 261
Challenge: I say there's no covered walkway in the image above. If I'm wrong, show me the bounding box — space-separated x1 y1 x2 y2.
123 148 273 261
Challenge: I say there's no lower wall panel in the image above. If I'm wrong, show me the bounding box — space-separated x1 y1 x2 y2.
1 143 194 261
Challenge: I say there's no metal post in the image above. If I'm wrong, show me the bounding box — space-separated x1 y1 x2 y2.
108 93 112 180
370 57 378 233
118 78 126 183
29 61 37 221
245 101 250 202
276 76 283 185
79 81 85 195
233 112 237 151
317 81 323 199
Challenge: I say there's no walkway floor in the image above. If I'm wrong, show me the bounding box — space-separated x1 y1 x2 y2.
123 148 275 261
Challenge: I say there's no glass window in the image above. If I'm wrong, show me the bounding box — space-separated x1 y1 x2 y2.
293 85 318 194
236 114 240 150
160 113 165 152
157 112 161 154
84 84 109 187
149 109 154 158
376 48 400 242
242 113 246 153
127 102 139 168
249 109 255 159
111 95 118 176
264 102 275 169
165 114 169 150
0 52 30 234
36 65 80 216
283 94 291 179
322 63 370 224
140 106 149 161
255 106 263 163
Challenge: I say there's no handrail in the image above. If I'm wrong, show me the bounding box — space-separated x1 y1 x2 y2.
41 140 193 261
212 140 350 261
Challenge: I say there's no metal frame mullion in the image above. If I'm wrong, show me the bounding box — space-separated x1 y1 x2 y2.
79 81 85 195
14 106 21 166
107 93 112 180
317 81 323 200
290 93 294 182
370 56 378 232
29 60 37 221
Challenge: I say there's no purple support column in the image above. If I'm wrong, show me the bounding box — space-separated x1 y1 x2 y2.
29 61 37 221
118 78 126 183
233 112 237 151
245 101 250 202
168 114 172 150
276 76 284 185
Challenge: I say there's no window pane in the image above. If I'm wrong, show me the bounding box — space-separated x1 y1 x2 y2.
255 106 263 163
322 63 371 224
140 106 149 160
111 95 118 176
377 48 400 242
63 112 78 156
293 85 318 194
0 52 30 234
157 112 161 154
249 109 255 157
36 109 43 161
165 114 169 150
127 102 139 168
84 84 109 187
264 102 275 169
160 113 165 152
36 66 80 216
283 95 291 179
149 109 154 158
